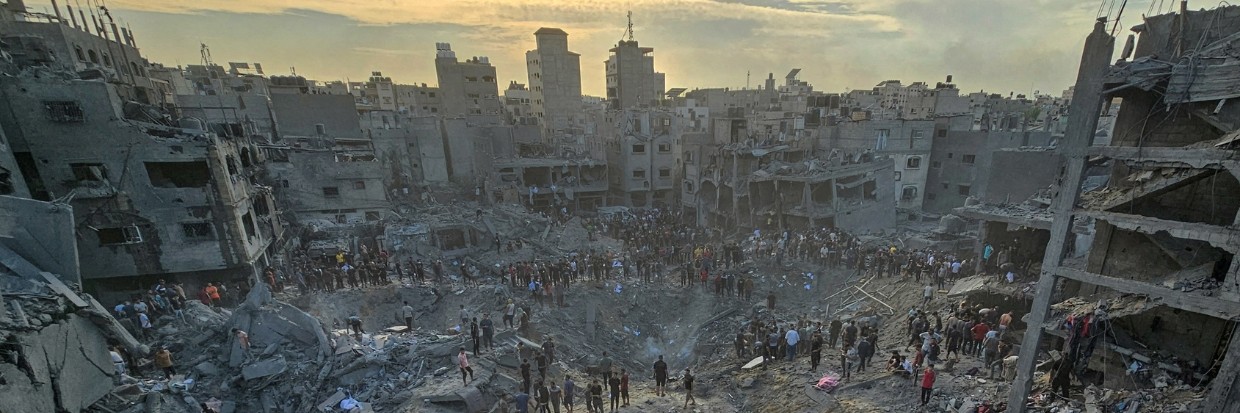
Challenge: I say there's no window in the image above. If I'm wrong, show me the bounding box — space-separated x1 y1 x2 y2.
658 143 672 153
428 92 436 98
145 162 211 188
962 154 976 165
936 129 947 138
901 185 918 200
242 213 256 238
958 185 971 196
181 222 214 239
875 129 890 150
70 163 107 183
894 171 902 181
658 168 671 178
906 157 922 169
684 151 695 164
74 46 85 61
931 161 942 168
87 49 98 64
45 101 84 122
942 183 949 189
685 181 695 193
280 179 289 188
947 153 953 159
632 169 646 179
323 187 340 198
97 225 142 245
631 144 646 154
927 193 937 200
911 129 925 139
365 211 381 221
352 181 366 190
465 76 478 82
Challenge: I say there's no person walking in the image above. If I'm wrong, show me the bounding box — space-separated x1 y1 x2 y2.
920 364 937 405
653 355 668 397
809 330 823 371
458 347 475 385
856 336 873 372
535 381 551 413
481 313 495 351
682 368 697 408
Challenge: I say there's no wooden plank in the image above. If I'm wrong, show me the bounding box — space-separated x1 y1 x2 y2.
41 272 87 308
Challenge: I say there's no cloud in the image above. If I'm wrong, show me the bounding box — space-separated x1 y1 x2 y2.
29 0 1113 96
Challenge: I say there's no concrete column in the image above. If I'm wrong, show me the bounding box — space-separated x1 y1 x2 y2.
973 220 987 274
1204 326 1240 413
1008 19 1113 412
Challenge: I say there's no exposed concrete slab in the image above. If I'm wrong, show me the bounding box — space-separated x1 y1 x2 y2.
40 271 87 308
242 358 288 381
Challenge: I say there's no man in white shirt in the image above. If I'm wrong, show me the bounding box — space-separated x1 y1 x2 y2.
785 326 801 361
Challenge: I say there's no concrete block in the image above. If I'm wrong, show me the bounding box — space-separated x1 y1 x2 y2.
195 361 221 377
242 358 288 381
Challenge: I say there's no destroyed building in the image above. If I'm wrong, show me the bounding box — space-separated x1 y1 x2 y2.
0 9 282 300
602 109 679 207
1000 8 1240 412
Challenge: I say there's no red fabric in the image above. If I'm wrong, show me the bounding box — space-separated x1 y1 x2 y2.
921 369 936 389
971 323 990 341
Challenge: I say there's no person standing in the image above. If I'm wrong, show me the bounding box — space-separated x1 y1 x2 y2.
682 368 697 408
471 318 482 355
458 347 475 385
401 301 415 330
515 391 530 413
920 364 937 405
809 330 823 371
856 336 873 372
563 376 576 413
481 313 495 351
653 355 668 397
620 369 630 407
504 299 517 329
588 379 603 413
785 325 800 362
607 372 621 412
549 381 563 413
535 381 551 413
153 347 176 380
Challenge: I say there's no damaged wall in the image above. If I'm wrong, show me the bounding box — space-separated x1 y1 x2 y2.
1 314 116 413
268 150 390 224
0 76 277 293
269 93 362 139
0 195 80 282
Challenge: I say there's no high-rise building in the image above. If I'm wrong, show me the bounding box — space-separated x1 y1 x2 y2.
526 27 583 139
433 42 503 123
605 39 665 110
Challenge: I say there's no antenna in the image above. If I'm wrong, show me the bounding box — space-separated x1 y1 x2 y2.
200 43 212 66
290 66 297 76
624 10 635 41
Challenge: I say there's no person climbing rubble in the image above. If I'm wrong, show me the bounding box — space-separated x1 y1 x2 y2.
682 368 696 408
401 301 415 330
458 347 475 385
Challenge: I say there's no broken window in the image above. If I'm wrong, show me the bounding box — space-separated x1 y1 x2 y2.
280 179 289 188
225 156 238 175
365 211 381 221
44 101 85 122
352 181 366 190
906 156 922 169
70 163 108 183
902 185 918 200
632 169 646 179
957 185 971 196
145 161 211 188
323 187 340 198
181 222 214 239
658 143 672 153
631 144 646 154
97 225 142 245
962 154 976 164
659 168 671 178
242 212 256 238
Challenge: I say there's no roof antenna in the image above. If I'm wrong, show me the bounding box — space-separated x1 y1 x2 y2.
624 10 635 41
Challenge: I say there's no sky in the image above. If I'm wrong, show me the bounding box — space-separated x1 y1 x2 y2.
26 0 1148 97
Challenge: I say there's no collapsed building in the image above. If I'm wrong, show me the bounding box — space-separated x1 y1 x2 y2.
0 8 283 301
951 8 1240 412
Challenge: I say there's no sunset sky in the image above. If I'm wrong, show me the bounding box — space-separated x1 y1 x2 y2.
29 0 1148 96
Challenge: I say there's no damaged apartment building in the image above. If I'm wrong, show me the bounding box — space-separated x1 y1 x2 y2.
0 3 282 299
944 5 1240 411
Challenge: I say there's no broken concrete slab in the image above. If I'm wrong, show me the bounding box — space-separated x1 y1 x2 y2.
741 356 765 369
40 271 87 308
242 358 288 381
316 389 347 412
